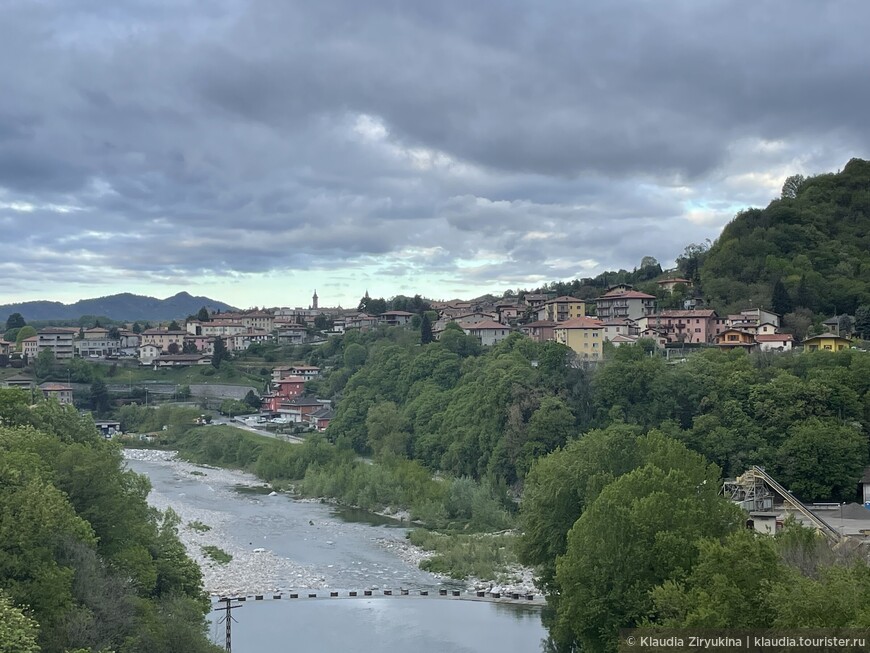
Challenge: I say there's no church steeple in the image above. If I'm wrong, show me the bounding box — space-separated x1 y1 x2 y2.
312 289 319 310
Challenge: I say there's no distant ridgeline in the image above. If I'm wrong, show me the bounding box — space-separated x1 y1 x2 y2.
699 158 870 315
0 291 237 323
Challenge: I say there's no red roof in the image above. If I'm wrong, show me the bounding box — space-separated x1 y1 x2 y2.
521 320 558 328
755 334 794 342
275 376 306 384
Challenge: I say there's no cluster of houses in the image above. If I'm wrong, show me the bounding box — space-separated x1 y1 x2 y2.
259 363 333 431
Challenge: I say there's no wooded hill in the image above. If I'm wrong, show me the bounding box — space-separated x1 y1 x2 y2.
698 158 870 316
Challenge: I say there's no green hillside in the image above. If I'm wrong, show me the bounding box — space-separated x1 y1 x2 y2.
700 158 870 317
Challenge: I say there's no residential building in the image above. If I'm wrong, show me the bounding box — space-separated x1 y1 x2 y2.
141 329 187 351
461 320 512 346
553 317 606 360
601 319 640 342
379 311 415 327
495 301 523 324
40 382 73 405
609 334 639 347
262 376 308 412
82 326 110 340
595 289 656 322
138 344 162 364
345 314 379 331
716 329 756 351
727 308 780 329
22 336 38 359
755 334 795 352
523 293 553 309
278 396 327 423
3 374 35 390
37 327 75 360
307 406 335 431
644 309 719 344
451 312 497 325
802 333 851 352
0 340 11 355
520 320 557 343
75 337 120 358
655 278 692 293
537 296 588 322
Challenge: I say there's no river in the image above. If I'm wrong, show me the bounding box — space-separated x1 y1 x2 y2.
125 450 549 652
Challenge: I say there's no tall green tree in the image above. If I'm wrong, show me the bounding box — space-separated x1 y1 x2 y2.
771 278 793 315
211 337 227 369
420 313 433 345
0 592 40 653
4 313 25 331
34 349 55 379
196 307 210 322
90 379 110 416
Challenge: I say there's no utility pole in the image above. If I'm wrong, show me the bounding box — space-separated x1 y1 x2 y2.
213 597 242 652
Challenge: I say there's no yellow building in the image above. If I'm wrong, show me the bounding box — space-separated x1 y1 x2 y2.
553 317 605 360
802 333 852 352
539 296 588 322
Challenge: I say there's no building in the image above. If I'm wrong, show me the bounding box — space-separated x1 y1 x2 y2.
595 289 656 322
37 327 75 360
461 320 511 346
537 296 588 322
76 335 120 358
379 311 415 327
278 396 327 423
802 333 852 352
138 344 162 364
22 336 38 359
519 320 557 343
716 329 756 351
345 314 379 331
94 420 122 438
307 406 335 431
601 319 640 342
40 382 73 405
553 317 606 360
152 354 212 368
644 310 719 344
495 301 523 324
655 278 692 293
523 293 553 309
755 334 795 352
271 364 321 382
262 376 308 413
141 329 187 351
3 374 35 390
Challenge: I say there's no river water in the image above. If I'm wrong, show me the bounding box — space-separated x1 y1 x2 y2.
125 451 549 652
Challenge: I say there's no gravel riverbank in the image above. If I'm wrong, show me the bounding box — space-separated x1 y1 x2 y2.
123 449 541 598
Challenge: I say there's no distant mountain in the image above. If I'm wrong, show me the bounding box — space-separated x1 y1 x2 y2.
0 292 237 323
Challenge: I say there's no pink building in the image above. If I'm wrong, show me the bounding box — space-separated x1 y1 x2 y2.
520 320 557 343
645 310 719 344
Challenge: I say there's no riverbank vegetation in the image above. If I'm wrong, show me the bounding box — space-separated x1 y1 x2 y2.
0 389 221 653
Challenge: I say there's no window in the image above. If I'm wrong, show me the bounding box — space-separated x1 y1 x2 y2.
695 328 701 333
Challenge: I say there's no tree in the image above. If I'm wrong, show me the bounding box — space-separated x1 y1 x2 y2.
90 379 110 416
795 275 812 309
314 314 332 331
14 326 36 351
167 342 180 355
196 307 210 322
776 418 867 501
211 337 227 369
420 313 433 345
855 305 870 339
0 592 40 653
343 343 367 369
781 173 807 199
4 313 25 331
182 340 198 354
131 322 143 334
107 326 121 340
243 390 261 410
365 401 409 458
34 349 55 379
168 321 181 331
554 460 741 649
771 279 792 315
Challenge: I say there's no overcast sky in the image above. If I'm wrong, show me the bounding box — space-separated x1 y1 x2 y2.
1 1 867 309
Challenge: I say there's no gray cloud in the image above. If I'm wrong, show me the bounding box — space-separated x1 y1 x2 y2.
0 0 868 302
